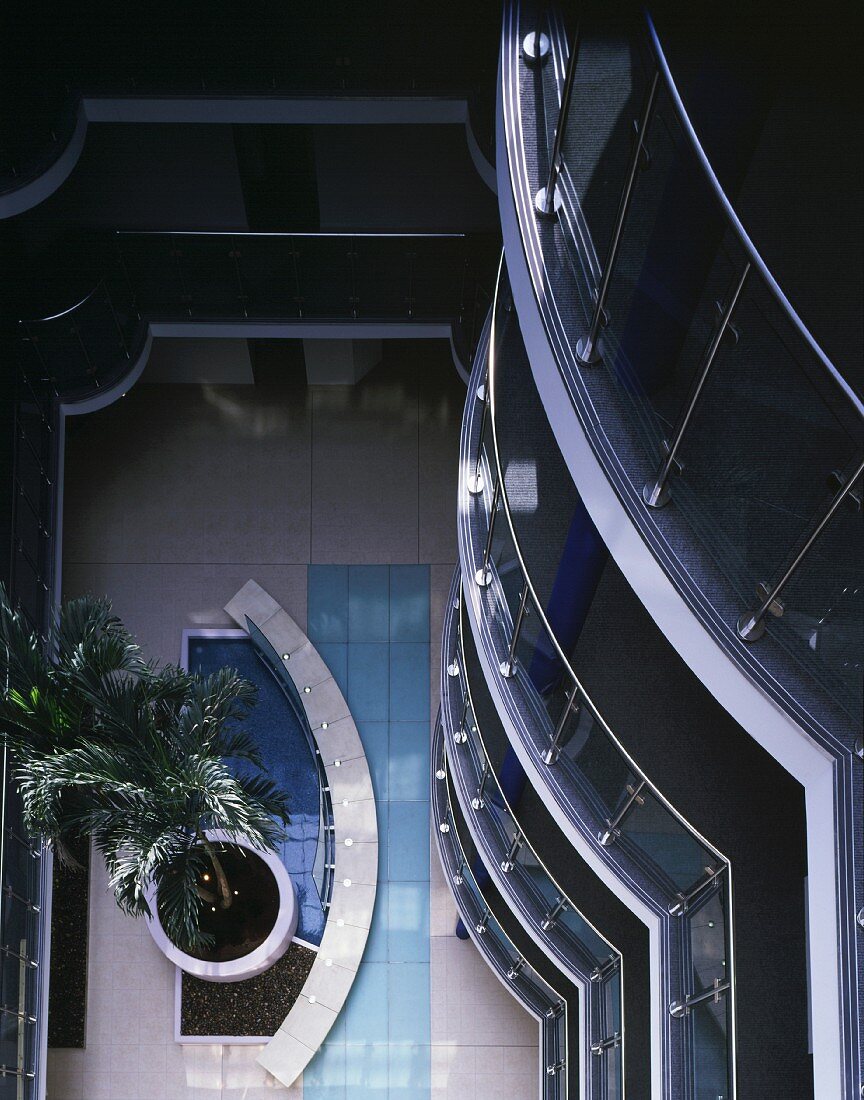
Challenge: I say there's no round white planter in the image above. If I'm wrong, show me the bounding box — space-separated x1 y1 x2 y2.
144 829 298 983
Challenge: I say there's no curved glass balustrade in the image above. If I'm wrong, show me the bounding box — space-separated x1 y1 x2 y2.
431 716 569 1100
507 6 863 734
461 256 735 1098
442 570 622 1097
17 230 499 400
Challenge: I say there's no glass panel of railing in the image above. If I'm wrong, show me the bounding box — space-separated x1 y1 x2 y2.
410 236 467 319
176 236 245 318
669 261 863 723
615 786 716 895
119 233 190 316
530 11 863 726
686 888 732 1100
233 235 302 318
293 235 356 319
352 235 410 319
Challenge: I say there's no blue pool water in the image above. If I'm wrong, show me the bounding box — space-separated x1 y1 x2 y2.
188 635 327 946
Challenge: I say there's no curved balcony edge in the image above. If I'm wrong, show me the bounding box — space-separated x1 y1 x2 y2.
497 9 858 1092
459 313 679 1100
431 713 571 1099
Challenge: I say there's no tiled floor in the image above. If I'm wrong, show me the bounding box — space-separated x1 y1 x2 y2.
48 345 538 1099
305 565 431 1099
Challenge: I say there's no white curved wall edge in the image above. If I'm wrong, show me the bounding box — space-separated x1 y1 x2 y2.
0 93 490 219
495 78 845 1094
222 580 377 1089
144 829 298 982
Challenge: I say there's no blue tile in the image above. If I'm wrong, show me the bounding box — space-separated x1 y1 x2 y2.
347 643 389 721
375 800 389 883
302 1086 346 1100
308 565 348 643
348 566 390 642
388 722 430 800
316 642 348 695
387 963 430 1044
389 566 430 641
389 1044 431 1093
305 1038 347 1089
345 962 389 1043
387 881 430 963
389 643 430 722
345 1044 389 1092
363 881 388 962
356 720 389 801
388 801 430 881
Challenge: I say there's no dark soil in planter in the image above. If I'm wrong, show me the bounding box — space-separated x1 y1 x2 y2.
161 844 280 962
48 837 90 1048
180 941 316 1036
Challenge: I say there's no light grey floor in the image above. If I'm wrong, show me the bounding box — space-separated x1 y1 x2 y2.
51 339 537 1100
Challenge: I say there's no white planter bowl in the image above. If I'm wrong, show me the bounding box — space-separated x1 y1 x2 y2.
144 829 298 983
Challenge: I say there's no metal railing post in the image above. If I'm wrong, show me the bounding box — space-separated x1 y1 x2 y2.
501 828 524 873
535 25 582 217
737 453 864 641
599 779 646 846
542 682 581 765
643 263 751 508
472 761 490 809
500 582 530 677
468 367 490 495
540 895 567 931
475 477 501 587
576 71 660 366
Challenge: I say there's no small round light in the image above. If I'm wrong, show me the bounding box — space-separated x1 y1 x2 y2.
344 838 353 847
321 722 329 730
435 769 446 780
708 921 715 928
343 878 352 887
325 958 333 967
282 653 290 661
439 822 450 833
336 919 345 927
308 995 317 1004
334 759 341 767
303 685 312 694
342 799 349 807
211 906 216 912
202 874 210 882
233 890 239 896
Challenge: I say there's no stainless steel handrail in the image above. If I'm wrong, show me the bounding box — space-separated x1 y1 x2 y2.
643 11 863 418
115 229 472 239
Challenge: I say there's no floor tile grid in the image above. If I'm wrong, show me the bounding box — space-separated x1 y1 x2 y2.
305 565 432 1100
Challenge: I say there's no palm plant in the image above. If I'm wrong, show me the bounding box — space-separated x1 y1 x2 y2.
0 586 290 951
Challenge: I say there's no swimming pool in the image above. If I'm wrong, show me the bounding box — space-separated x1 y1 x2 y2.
186 632 329 947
